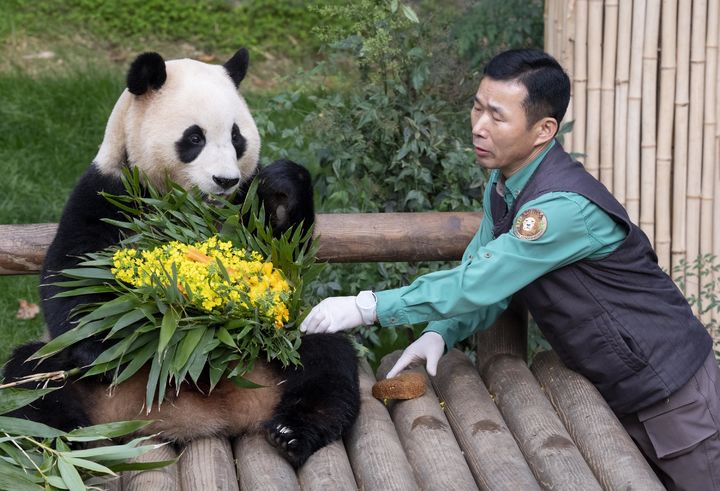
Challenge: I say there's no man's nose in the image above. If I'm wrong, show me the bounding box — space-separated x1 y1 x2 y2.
472 116 488 137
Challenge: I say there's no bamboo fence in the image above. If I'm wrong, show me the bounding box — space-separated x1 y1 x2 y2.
545 0 720 321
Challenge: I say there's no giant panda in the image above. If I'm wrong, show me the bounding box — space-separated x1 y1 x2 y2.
3 48 360 468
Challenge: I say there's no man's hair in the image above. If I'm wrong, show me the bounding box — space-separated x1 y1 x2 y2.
483 49 571 128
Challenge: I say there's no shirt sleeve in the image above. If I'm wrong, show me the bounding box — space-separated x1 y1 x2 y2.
375 192 625 337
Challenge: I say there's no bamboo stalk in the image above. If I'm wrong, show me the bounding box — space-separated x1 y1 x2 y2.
626 0 648 223
600 0 619 192
573 0 589 157
672 0 692 278
686 0 709 308
613 0 634 208
701 0 719 252
585 0 604 179
701 0 719 323
562 0 576 151
655 0 679 271
640 0 662 245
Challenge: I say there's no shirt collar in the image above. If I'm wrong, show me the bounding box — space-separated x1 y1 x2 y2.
493 139 556 202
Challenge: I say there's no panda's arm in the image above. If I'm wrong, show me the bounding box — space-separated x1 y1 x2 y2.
41 164 127 361
237 159 314 238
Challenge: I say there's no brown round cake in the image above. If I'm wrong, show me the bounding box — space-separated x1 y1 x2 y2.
372 372 426 400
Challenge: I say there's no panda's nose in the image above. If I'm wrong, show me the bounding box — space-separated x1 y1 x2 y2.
213 176 240 190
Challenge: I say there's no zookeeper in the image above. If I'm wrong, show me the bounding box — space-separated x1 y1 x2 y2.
300 48 720 490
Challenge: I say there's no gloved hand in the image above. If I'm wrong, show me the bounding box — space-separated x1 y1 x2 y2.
300 296 367 334
386 331 445 378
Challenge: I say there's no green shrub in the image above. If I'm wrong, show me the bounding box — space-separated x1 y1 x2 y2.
452 0 545 72
253 1 489 360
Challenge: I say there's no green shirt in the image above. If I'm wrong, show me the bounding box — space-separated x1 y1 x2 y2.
374 140 627 348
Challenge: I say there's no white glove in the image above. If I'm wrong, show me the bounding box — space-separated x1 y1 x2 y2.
300 293 376 334
386 331 445 378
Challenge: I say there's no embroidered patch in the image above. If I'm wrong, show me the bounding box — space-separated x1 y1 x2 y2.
514 208 547 240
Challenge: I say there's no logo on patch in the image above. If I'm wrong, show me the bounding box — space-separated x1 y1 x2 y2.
514 208 547 240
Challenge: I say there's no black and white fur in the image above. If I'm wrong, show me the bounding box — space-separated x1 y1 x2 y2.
3 49 359 468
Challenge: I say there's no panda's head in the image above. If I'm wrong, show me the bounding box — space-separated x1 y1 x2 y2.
93 48 260 196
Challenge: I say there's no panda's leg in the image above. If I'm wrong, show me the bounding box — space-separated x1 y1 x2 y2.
265 333 360 467
3 341 91 431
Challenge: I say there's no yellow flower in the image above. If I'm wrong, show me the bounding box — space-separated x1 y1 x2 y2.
111 236 292 327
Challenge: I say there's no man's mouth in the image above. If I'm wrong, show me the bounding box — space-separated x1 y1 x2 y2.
474 146 491 157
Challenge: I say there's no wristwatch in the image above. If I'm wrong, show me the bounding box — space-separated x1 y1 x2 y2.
355 290 377 325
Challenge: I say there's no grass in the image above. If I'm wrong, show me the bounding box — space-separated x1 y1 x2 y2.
0 67 122 364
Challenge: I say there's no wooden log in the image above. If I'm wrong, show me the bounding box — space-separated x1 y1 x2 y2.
474 298 527 370
121 439 179 491
431 349 539 491
179 437 239 491
0 212 482 275
344 359 419 490
672 0 692 277
655 0 679 270
233 432 299 491
626 0 647 222
482 354 601 491
376 351 478 491
531 351 665 490
297 440 357 490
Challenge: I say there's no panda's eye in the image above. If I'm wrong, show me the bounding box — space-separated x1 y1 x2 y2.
176 125 206 163
231 124 242 144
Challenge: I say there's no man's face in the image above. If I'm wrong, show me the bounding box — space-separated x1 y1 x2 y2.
470 77 543 176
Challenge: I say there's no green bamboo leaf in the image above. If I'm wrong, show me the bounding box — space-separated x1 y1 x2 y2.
0 388 58 415
216 327 237 348
231 375 265 389
0 461 44 490
158 308 179 354
0 416 65 438
59 268 115 280
78 296 136 323
58 456 85 491
62 439 162 462
105 309 149 338
30 316 120 360
145 354 162 410
50 285 116 298
113 340 157 385
173 327 206 372
60 455 115 476
67 420 153 441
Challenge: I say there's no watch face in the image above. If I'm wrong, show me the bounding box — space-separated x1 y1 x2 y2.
356 291 376 309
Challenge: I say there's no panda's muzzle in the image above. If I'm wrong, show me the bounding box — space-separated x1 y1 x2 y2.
213 176 240 190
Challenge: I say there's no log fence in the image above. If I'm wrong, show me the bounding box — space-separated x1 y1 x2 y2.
0 214 663 489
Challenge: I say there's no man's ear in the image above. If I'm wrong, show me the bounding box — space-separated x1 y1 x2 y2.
534 117 558 146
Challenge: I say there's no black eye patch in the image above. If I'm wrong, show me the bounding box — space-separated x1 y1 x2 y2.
231 123 246 160
175 125 206 163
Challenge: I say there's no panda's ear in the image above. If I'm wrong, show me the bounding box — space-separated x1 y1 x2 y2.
93 91 131 176
127 52 167 95
223 48 249 87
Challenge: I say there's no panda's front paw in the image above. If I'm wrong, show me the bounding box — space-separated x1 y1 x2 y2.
264 420 314 468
